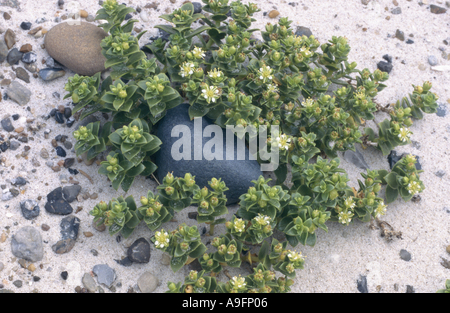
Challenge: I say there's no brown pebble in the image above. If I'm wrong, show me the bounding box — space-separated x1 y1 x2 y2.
80 10 89 18
0 232 7 243
41 224 50 231
28 26 43 36
51 165 61 172
447 245 450 254
84 232 93 238
51 139 58 147
75 206 83 214
28 264 36 272
268 10 280 18
3 12 11 20
15 127 24 133
19 44 33 53
385 16 391 20
1 79 11 86
93 220 106 232
170 0 176 3
392 0 398 5
5 29 16 49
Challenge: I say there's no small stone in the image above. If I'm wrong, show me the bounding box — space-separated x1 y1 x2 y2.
62 185 81 203
406 285 415 293
44 22 108 76
192 2 202 14
406 39 414 44
93 220 106 232
395 29 405 41
82 273 96 293
1 118 14 132
80 10 88 18
437 102 447 117
160 253 170 266
20 199 40 220
446 245 450 254
9 140 20 150
361 0 370 5
295 26 313 38
20 22 32 30
377 60 393 74
382 54 393 63
12 177 27 186
45 187 73 215
86 15 95 22
3 12 11 20
435 170 446 178
39 68 66 81
6 81 32 105
19 44 32 53
55 112 65 124
64 158 75 168
27 26 42 36
15 67 30 83
419 63 426 71
55 146 67 157
0 41 8 63
4 29 16 49
41 224 50 231
428 55 438 66
24 63 38 73
11 226 44 262
61 271 68 280
13 280 22 288
7 48 23 65
430 4 447 14
52 215 80 254
400 249 411 261
268 10 280 18
93 264 116 288
391 7 401 14
137 272 159 293
127 238 151 263
40 148 49 159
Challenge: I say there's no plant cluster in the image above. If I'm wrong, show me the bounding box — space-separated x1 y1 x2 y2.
65 0 440 293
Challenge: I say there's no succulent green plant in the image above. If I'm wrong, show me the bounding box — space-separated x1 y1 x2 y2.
90 195 141 238
436 279 450 293
71 0 441 293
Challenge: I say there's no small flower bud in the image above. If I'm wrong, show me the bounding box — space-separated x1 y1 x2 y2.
165 186 174 196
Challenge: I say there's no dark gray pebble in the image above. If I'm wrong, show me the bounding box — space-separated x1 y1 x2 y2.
11 176 27 186
1 118 14 132
357 275 368 293
61 271 68 280
62 185 81 203
54 112 65 124
22 52 37 64
20 200 40 220
400 249 411 261
39 68 66 81
55 146 66 157
7 48 23 65
127 238 151 263
192 2 202 14
377 61 393 73
20 22 32 30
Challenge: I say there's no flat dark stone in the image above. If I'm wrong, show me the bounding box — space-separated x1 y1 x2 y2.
357 275 368 293
20 200 40 220
20 22 32 30
1 117 14 132
377 61 393 73
39 68 65 81
387 151 422 170
115 256 133 267
56 146 66 157
59 215 80 240
45 188 73 215
62 185 81 203
295 26 313 38
6 48 23 65
52 238 76 254
155 103 263 204
127 238 151 263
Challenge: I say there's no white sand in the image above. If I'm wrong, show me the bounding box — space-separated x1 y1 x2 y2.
0 0 449 293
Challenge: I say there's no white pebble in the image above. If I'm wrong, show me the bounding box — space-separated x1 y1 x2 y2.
140 10 149 22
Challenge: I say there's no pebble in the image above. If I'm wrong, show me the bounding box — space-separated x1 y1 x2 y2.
137 272 159 293
86 15 95 22
93 264 116 288
45 187 74 215
93 220 106 232
22 52 37 64
80 10 89 18
400 249 411 261
9 140 20 150
39 68 66 81
435 170 446 178
428 55 438 66
55 111 65 124
13 280 22 288
0 40 8 63
41 224 50 231
55 146 67 157
430 4 447 14
40 148 49 159
192 2 202 14
295 26 313 38
24 63 38 73
82 273 97 293
7 48 23 65
6 81 32 106
11 226 44 262
20 200 40 220
52 215 80 254
44 22 108 76
62 185 81 203
395 29 405 41
20 22 32 30
61 271 68 280
15 67 30 83
406 285 415 293
446 245 450 254
19 44 32 53
4 29 16 49
391 7 402 14
1 118 14 132
127 238 151 263
268 10 280 18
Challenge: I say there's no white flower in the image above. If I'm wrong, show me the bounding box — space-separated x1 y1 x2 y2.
254 214 271 226
258 65 273 83
287 250 304 263
407 181 421 195
344 196 356 210
301 98 314 108
192 47 205 59
202 85 220 103
266 83 278 94
398 127 412 142
231 276 246 289
208 68 223 80
154 230 170 249
234 218 246 233
374 201 387 218
275 134 291 150
338 209 353 225
179 62 195 78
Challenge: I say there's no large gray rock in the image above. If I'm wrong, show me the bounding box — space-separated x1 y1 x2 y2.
44 22 108 76
155 103 263 204
11 226 44 262
6 81 32 105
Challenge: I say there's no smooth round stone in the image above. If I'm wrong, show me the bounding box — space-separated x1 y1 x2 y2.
44 22 108 76
155 103 263 204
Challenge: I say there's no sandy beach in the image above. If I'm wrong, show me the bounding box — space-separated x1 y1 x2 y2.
0 0 449 293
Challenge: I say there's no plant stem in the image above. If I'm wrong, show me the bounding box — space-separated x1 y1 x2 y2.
208 222 215 236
